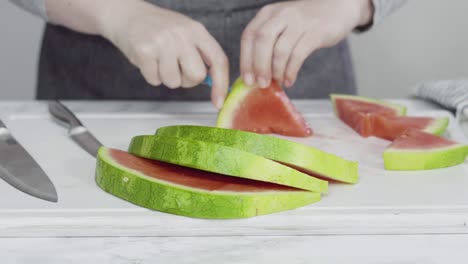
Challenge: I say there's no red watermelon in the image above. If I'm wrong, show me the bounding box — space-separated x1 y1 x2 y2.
217 78 312 137
384 130 468 170
96 148 321 219
331 94 406 137
331 94 449 141
372 115 449 141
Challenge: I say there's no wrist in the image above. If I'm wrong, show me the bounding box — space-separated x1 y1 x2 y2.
96 0 148 42
356 0 374 27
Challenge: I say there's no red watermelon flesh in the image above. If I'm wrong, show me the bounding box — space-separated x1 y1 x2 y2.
384 130 468 170
219 79 312 137
390 130 457 150
278 162 342 183
110 149 301 192
372 116 443 141
333 97 403 137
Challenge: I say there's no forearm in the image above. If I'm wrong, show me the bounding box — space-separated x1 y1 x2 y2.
11 0 150 38
10 0 114 35
45 0 134 36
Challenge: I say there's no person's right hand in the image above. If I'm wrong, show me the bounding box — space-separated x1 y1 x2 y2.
98 1 229 108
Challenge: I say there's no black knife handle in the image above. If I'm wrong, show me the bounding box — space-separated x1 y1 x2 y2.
48 101 83 131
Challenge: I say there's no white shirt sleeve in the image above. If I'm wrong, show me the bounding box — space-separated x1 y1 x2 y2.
373 0 407 25
356 0 407 32
9 0 48 20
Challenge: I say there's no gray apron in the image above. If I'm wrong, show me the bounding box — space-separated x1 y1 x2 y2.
37 0 356 100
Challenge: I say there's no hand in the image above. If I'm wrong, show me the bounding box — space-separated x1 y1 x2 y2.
99 1 229 108
240 0 373 88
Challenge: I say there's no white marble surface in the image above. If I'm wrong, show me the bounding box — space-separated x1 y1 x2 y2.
1 99 468 263
1 99 468 237
2 235 468 264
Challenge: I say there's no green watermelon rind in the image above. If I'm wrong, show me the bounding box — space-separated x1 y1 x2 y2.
423 117 449 136
155 125 359 184
128 135 328 194
216 77 249 128
96 147 321 219
383 144 468 170
330 94 407 116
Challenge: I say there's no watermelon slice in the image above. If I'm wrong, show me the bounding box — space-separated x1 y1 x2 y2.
383 130 468 170
96 148 320 219
217 77 312 137
372 115 449 141
155 125 358 184
331 94 407 137
128 135 328 194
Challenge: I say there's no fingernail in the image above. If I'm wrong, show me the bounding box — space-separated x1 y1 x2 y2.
244 73 254 86
257 77 270 88
285 79 293 88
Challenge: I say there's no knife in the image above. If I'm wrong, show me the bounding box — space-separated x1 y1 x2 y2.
48 101 103 158
0 119 58 202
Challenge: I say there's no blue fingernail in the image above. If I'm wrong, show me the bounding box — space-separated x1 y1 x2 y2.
203 75 213 87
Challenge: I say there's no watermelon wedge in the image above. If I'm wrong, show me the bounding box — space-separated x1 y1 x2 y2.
155 125 359 184
383 130 468 170
331 94 407 137
128 135 328 194
96 148 320 219
217 77 312 137
372 115 449 141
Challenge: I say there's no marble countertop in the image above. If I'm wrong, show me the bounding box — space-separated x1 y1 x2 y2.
1 99 467 264
3 235 468 264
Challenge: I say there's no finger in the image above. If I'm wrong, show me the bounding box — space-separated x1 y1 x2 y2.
179 44 207 88
252 18 286 88
195 27 229 109
272 29 303 86
159 48 182 89
284 32 320 88
139 59 161 86
240 6 275 87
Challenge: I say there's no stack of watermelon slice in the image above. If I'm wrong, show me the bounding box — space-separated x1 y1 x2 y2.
331 94 468 170
96 127 358 219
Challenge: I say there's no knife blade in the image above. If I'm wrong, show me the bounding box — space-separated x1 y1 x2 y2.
48 101 103 158
0 119 58 202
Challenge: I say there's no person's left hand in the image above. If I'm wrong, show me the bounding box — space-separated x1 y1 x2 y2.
240 0 373 89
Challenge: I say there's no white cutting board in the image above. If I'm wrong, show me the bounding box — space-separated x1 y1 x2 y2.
1 102 468 237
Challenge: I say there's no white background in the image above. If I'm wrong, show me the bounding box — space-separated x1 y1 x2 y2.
1 0 467 99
